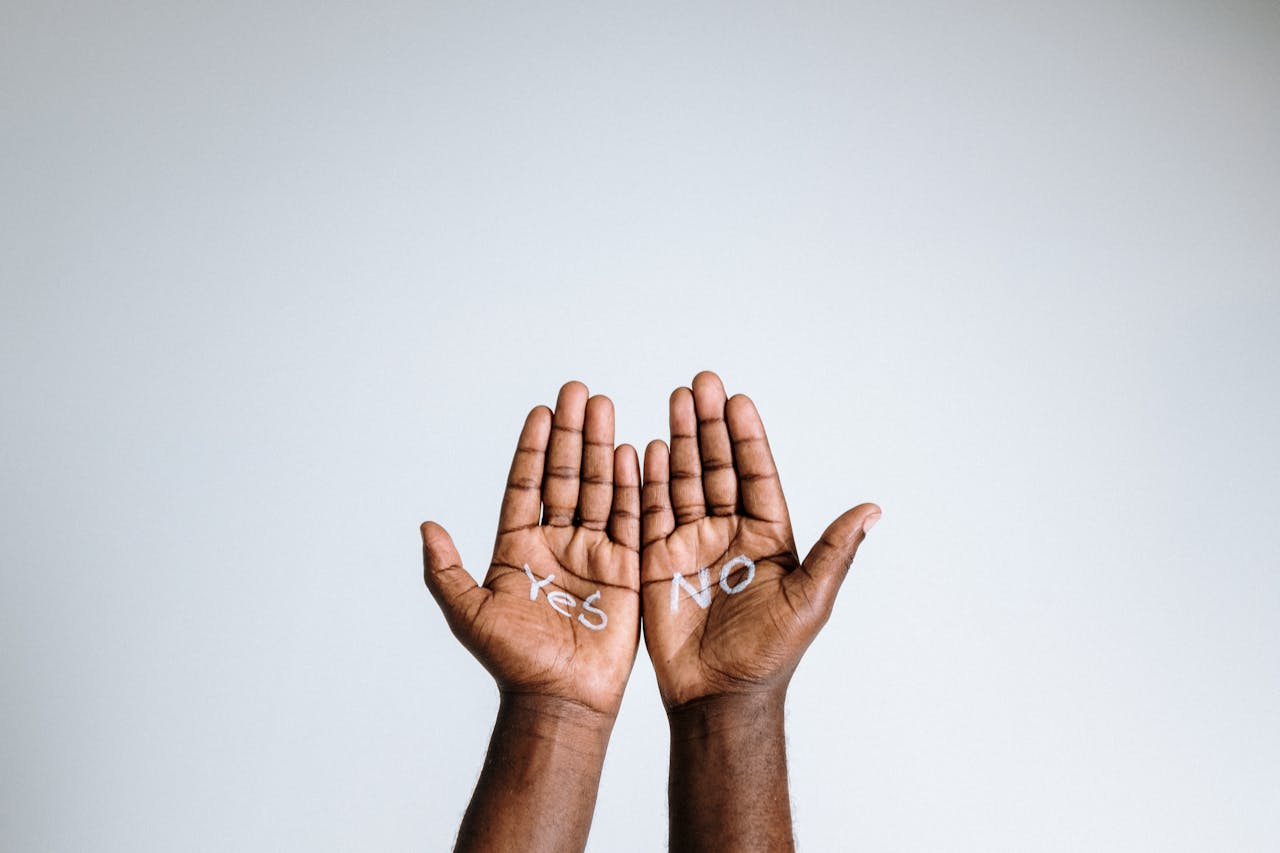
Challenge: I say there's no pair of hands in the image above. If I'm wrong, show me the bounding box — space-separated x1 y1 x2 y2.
422 371 880 721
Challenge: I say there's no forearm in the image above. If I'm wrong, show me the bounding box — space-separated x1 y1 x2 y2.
667 690 793 853
455 693 615 852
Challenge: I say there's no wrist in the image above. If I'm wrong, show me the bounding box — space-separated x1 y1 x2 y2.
497 691 618 743
666 689 786 741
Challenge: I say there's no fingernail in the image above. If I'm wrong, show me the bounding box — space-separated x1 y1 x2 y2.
862 513 881 534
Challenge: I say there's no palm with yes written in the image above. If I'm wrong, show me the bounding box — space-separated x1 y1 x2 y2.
422 382 641 717
641 372 881 709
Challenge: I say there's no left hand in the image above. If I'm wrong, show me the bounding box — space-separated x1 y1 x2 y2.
640 371 880 709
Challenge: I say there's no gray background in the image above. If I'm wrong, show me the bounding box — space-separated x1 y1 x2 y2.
3 1 1278 850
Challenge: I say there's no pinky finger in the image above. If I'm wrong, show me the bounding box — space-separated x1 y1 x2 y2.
642 440 675 547
609 443 641 552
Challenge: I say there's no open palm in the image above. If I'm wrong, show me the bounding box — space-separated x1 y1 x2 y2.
423 382 641 716
641 372 880 709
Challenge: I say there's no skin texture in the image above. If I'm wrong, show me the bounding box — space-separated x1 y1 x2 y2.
421 373 879 852
422 381 640 853
641 371 881 852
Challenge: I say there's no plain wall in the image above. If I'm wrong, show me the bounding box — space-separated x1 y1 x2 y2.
2 1 1278 850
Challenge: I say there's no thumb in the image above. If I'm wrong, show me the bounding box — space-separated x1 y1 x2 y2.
792 503 881 618
421 521 484 632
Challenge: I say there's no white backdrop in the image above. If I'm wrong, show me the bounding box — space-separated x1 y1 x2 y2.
3 1 1278 850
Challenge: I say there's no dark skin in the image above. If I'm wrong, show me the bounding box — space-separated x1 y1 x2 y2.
642 371 880 851
423 373 879 852
422 381 640 852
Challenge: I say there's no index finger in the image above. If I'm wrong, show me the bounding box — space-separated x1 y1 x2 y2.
497 405 552 534
725 394 788 525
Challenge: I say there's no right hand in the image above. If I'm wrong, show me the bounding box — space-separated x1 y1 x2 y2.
422 381 642 717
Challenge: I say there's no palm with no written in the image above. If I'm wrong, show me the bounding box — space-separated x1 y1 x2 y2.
421 381 641 716
641 371 881 709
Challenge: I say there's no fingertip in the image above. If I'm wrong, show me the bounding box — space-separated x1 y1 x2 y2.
615 443 640 483
813 505 882 560
557 380 590 405
669 388 696 433
692 371 728 413
524 405 554 434
421 521 461 587
643 439 669 476
833 503 881 532
585 394 615 435
725 393 762 428
420 520 457 554
691 370 724 391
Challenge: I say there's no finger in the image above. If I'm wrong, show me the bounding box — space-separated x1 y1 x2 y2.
668 386 705 524
692 370 737 516
642 439 675 546
421 521 487 635
725 394 788 525
497 406 552 535
577 394 615 530
542 380 589 526
609 443 641 552
786 504 882 621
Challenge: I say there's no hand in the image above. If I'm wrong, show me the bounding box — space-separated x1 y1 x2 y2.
640 371 880 709
422 381 641 717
